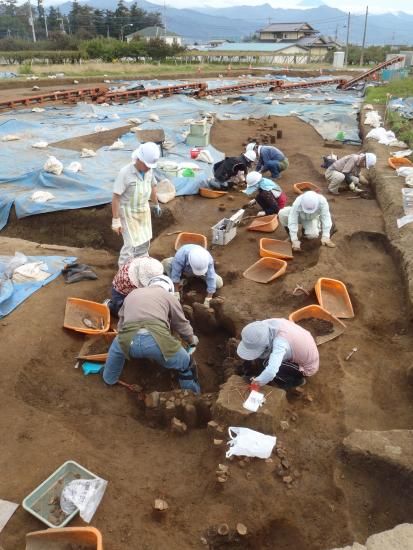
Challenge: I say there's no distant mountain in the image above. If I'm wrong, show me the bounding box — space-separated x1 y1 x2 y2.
299 0 325 6
52 0 413 44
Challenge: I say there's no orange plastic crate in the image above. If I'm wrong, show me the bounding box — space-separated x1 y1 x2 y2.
174 232 208 250
260 238 293 260
199 187 228 198
388 157 413 170
26 527 103 550
247 214 278 233
289 304 346 345
64 298 110 335
314 277 354 319
293 182 321 195
243 257 287 283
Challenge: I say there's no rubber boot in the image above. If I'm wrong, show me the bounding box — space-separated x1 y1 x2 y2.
178 358 200 394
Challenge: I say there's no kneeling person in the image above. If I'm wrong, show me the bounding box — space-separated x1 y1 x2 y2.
278 191 334 251
103 275 200 393
237 318 319 389
109 256 163 316
162 244 223 308
244 171 287 215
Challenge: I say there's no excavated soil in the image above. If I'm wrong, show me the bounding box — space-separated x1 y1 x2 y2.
296 318 334 337
1 115 413 550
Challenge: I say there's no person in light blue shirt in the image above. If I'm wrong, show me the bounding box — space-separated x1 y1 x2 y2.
247 143 289 179
162 244 223 307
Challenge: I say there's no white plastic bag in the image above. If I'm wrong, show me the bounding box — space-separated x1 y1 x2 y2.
108 139 124 150
197 150 214 164
81 148 96 158
67 161 82 173
31 141 48 149
2 252 28 278
31 190 55 203
157 178 176 204
12 261 49 282
44 156 63 176
60 478 107 523
226 427 276 459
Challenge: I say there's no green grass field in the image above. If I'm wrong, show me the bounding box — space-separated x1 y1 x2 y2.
365 77 413 104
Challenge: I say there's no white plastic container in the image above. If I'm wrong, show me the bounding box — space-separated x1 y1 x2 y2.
211 209 244 246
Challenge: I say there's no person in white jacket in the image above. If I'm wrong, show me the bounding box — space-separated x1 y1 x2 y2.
278 191 335 251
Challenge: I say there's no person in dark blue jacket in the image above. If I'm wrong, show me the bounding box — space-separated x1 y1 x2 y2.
247 143 289 179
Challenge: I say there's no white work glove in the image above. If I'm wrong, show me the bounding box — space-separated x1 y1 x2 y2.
292 240 301 251
111 218 122 234
190 335 199 346
173 291 181 301
248 199 256 206
257 211 266 217
151 204 162 217
321 237 336 248
203 297 212 308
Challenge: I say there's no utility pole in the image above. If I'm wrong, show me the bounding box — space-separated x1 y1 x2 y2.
107 25 110 38
359 5 368 67
27 1 37 42
334 24 338 41
344 11 350 66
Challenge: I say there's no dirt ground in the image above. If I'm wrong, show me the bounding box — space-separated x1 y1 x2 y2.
1 114 413 550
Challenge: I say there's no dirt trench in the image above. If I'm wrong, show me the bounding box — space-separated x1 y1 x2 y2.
0 115 413 550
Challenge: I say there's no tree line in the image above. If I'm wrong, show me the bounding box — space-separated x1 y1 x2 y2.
0 0 162 41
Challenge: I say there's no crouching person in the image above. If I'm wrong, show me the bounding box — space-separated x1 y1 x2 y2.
102 275 200 393
109 256 164 316
244 171 287 215
237 318 319 389
162 244 223 308
278 191 335 251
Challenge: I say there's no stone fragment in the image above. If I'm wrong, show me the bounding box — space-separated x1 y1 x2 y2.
171 417 187 434
145 391 160 409
282 476 293 484
217 524 230 536
236 523 248 536
153 499 168 511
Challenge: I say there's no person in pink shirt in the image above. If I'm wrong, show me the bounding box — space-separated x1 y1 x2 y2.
237 318 319 389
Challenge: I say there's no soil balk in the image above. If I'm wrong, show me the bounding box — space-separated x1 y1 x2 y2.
297 318 334 337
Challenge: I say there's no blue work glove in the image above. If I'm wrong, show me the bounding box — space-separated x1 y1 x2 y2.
151 204 162 217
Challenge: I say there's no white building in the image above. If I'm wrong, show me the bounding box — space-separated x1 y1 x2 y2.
126 26 182 46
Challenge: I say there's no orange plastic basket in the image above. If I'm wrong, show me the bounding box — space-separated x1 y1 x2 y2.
260 238 293 260
247 214 278 233
293 182 321 195
388 157 413 170
314 277 354 319
63 298 110 335
174 232 208 250
26 527 103 550
243 257 287 283
289 304 346 345
199 187 228 198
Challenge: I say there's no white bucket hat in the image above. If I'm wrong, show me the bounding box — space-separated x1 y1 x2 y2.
246 142 256 152
244 171 262 195
128 257 163 288
131 142 160 168
365 152 377 169
300 190 319 214
237 321 270 360
243 150 256 163
188 246 210 276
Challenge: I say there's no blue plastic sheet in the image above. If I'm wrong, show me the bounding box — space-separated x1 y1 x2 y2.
0 85 361 229
0 255 76 318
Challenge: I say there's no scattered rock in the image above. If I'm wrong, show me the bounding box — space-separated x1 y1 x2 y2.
276 448 286 459
236 523 248 536
290 413 298 422
145 391 160 409
227 195 235 201
217 523 230 536
153 498 168 511
304 394 314 403
171 417 187 434
214 439 224 446
281 459 290 469
282 476 293 484
280 420 290 431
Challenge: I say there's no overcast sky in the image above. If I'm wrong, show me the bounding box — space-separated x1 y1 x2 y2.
150 0 413 13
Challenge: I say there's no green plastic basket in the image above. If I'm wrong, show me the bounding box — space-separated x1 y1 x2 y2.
22 460 98 528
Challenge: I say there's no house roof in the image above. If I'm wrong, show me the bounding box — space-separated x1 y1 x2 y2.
296 35 327 47
260 22 316 33
205 42 307 53
127 26 180 39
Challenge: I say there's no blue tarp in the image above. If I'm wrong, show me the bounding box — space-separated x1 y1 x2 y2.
0 83 362 229
0 255 76 318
